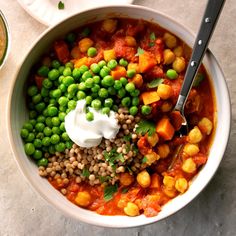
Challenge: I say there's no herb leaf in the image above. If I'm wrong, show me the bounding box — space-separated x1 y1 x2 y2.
99 176 111 183
136 120 156 136
123 134 131 142
58 1 65 10
135 47 144 56
147 78 164 88
149 42 155 47
121 188 129 194
150 32 156 41
193 73 204 87
104 149 125 167
142 156 147 163
82 168 90 178
104 184 118 201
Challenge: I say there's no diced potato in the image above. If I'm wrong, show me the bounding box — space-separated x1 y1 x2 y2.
131 74 143 88
187 126 203 144
141 91 160 105
173 46 184 57
163 176 175 189
156 118 175 141
183 143 199 156
163 32 177 48
103 49 116 62
124 202 140 216
145 152 160 165
127 63 140 73
125 36 137 47
175 177 188 193
163 49 176 64
78 38 94 53
147 132 159 147
161 101 173 112
102 19 117 33
71 46 81 59
157 144 170 158
198 117 213 135
150 174 161 189
119 172 134 186
137 170 151 188
172 57 186 73
74 57 89 68
75 191 91 207
111 66 127 80
182 158 197 174
157 84 173 100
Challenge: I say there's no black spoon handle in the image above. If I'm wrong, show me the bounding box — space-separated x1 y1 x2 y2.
175 0 225 112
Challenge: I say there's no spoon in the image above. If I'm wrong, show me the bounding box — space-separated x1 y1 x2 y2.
174 0 225 137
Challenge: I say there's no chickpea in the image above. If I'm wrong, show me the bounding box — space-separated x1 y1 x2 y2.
125 36 137 47
182 158 197 174
137 170 151 188
157 84 173 100
145 152 160 165
119 172 134 186
172 57 186 73
173 46 184 57
161 101 173 112
103 49 116 62
163 187 177 198
198 117 213 135
157 144 170 158
163 49 176 64
78 38 94 53
102 19 117 33
124 202 140 216
75 191 91 207
187 126 203 144
183 143 199 156
163 32 177 48
175 178 188 193
163 176 175 189
147 132 159 147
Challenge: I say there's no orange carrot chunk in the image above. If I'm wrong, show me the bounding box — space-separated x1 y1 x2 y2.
111 65 127 80
156 118 175 140
54 40 70 64
139 51 157 73
141 91 160 105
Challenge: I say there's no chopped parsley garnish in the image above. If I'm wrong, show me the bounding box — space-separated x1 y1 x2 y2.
121 187 129 194
104 149 125 167
99 176 111 183
132 144 139 155
150 32 156 41
135 47 144 56
104 184 118 201
136 120 156 136
82 168 90 178
193 73 204 87
58 1 65 10
123 134 132 142
81 27 91 37
142 156 147 163
147 78 164 88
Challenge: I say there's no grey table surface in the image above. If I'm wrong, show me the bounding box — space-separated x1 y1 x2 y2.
0 0 236 235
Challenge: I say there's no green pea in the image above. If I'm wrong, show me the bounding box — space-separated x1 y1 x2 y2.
129 106 138 116
102 75 114 87
49 98 56 105
62 132 70 141
107 59 117 69
35 102 46 113
32 94 42 104
130 89 140 97
36 116 45 123
101 107 110 115
45 117 53 127
48 145 56 154
37 65 49 77
35 122 45 132
42 78 53 89
91 92 98 99
58 66 65 75
59 112 66 122
100 67 110 78
66 32 76 44
63 67 72 76
27 85 38 97
26 133 35 142
20 129 29 139
87 47 97 57
120 77 128 86
125 82 135 93
91 84 100 93
112 105 119 112
132 97 139 106
68 100 76 110
59 106 67 112
36 132 44 139
41 87 49 97
117 88 126 98
52 127 61 135
104 98 113 108
63 76 74 86
33 139 42 148
51 134 60 144
65 62 74 69
93 75 101 84
59 84 67 93
141 105 152 115
85 78 94 88
82 71 93 81
79 65 89 74
52 60 61 69
90 63 100 74
68 84 78 95
98 60 106 68
91 99 102 110
37 158 48 167
48 106 58 117
114 80 122 90
65 140 73 149
166 69 178 79
43 127 52 137
81 27 91 37
127 69 136 78
33 150 43 160
52 89 62 99
55 142 66 152
58 96 68 106
119 58 128 67
44 97 50 103
60 122 65 132
72 68 81 80
48 69 60 80
121 97 131 107
77 91 86 100
24 143 35 155
86 112 94 121
29 110 37 119
98 88 108 98
85 96 93 105
52 117 60 126
23 122 33 131
42 137 51 146
108 87 116 96
29 119 37 126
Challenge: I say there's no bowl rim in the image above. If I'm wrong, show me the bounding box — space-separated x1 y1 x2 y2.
7 4 231 228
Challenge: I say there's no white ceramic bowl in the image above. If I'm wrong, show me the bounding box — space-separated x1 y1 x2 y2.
7 5 231 228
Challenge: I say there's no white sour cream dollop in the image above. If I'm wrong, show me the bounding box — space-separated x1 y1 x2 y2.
65 100 120 148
